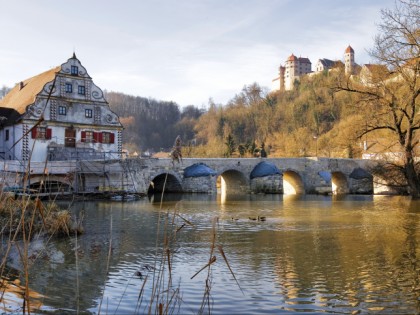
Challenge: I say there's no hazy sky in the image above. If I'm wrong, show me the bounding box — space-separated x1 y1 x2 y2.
0 0 395 107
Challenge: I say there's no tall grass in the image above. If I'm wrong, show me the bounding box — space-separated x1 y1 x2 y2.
90 168 242 315
0 190 82 314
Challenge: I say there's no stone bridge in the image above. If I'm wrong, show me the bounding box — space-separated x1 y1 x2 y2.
0 157 390 196
124 157 379 195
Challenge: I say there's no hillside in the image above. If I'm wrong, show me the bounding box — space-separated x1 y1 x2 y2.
105 91 201 154
105 70 372 159
191 71 368 158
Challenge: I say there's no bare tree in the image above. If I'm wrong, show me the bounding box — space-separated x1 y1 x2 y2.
335 0 420 197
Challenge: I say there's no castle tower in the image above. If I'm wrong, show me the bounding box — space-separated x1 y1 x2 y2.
344 45 355 75
285 54 298 90
279 66 285 91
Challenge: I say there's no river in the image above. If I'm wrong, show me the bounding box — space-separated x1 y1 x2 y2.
4 194 420 314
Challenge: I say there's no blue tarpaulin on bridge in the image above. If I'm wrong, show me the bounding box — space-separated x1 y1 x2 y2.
318 171 332 183
250 161 281 179
184 163 217 178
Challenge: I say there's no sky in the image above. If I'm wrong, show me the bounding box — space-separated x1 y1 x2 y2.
0 0 396 108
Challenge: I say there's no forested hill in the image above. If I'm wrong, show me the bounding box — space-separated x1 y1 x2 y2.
105 91 202 153
105 69 365 158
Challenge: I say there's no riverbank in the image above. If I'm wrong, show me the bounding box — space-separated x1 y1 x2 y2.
0 194 82 237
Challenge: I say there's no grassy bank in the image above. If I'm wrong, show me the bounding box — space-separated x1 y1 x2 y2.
0 194 82 238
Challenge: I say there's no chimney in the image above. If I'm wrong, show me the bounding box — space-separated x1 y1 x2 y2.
19 81 24 90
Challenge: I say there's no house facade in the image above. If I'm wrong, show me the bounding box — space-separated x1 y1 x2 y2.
0 53 123 162
314 58 336 72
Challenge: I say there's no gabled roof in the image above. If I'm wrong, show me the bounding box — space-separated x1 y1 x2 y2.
0 67 59 115
287 54 298 62
318 58 336 68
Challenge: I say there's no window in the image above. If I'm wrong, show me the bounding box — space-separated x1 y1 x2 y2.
85 109 93 118
81 131 95 143
81 130 114 144
71 65 78 75
101 132 115 144
31 127 52 140
87 131 94 142
78 86 85 95
58 106 67 115
65 83 72 93
5 129 9 141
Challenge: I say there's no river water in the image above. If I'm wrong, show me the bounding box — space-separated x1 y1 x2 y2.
6 194 420 314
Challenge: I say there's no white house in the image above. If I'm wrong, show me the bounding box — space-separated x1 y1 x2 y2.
314 58 337 73
0 53 123 162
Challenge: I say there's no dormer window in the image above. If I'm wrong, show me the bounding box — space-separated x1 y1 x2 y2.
78 86 85 95
65 83 72 93
71 66 78 76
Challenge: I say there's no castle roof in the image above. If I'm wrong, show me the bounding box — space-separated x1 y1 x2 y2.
318 58 336 67
286 54 311 64
0 66 60 115
345 45 354 53
298 57 311 64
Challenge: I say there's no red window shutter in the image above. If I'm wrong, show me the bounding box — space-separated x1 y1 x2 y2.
93 132 100 143
81 131 86 143
110 133 115 144
46 128 52 140
98 132 103 143
31 127 37 139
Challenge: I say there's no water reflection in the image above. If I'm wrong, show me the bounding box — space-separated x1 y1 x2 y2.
6 194 420 314
148 192 183 203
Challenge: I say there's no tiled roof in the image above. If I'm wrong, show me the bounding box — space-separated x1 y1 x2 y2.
318 58 335 67
0 67 60 115
287 54 298 61
298 57 311 64
345 45 354 53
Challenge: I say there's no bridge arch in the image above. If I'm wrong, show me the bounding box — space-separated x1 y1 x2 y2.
331 172 349 194
283 170 305 195
218 169 248 195
28 175 73 193
148 172 183 194
349 167 373 194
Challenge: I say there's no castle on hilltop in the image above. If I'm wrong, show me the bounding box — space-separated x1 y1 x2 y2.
272 45 357 91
